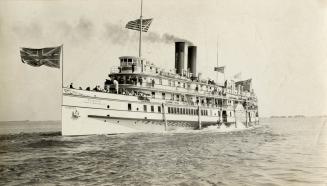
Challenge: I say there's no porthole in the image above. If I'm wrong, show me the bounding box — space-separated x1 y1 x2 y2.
107 105 110 109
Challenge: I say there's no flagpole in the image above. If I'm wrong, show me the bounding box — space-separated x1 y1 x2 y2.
216 39 218 84
61 44 64 131
139 0 143 58
61 44 64 88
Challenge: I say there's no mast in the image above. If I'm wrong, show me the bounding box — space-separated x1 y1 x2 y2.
139 0 143 58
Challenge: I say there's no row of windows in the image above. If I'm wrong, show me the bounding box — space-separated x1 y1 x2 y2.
128 103 161 113
127 103 228 117
168 107 211 116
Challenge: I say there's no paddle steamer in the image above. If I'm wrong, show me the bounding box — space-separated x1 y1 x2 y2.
61 1 259 136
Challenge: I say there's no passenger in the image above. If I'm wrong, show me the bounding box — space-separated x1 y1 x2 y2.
132 76 137 85
113 79 119 94
86 87 90 91
69 83 74 89
139 77 143 85
132 64 135 73
151 79 155 87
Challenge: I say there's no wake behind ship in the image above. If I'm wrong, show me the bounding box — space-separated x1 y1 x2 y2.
61 2 259 136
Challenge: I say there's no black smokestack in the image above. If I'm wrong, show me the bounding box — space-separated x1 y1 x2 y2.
175 42 186 76
187 46 197 77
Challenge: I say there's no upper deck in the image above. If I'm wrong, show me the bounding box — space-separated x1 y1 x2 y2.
108 56 257 104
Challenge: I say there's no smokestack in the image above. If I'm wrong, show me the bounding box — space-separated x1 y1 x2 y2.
187 46 197 77
175 42 186 76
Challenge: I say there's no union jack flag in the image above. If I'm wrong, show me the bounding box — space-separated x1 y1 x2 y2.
126 18 153 32
20 46 61 68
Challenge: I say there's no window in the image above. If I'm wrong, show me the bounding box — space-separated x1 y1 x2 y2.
143 105 147 112
230 111 232 117
180 108 182 114
152 92 155 98
128 103 132 111
168 107 171 113
151 105 154 112
162 93 165 100
158 106 161 113
176 108 179 114
183 108 185 115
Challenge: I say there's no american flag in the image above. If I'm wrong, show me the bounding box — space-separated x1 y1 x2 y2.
125 18 153 32
214 66 225 73
20 46 61 68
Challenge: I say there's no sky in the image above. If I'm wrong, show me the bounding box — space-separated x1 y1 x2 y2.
0 0 326 121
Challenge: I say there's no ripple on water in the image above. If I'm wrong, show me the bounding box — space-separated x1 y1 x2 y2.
0 118 327 185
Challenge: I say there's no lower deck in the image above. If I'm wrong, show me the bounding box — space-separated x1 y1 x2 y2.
62 89 259 135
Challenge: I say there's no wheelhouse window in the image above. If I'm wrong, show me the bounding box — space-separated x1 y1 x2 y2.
128 103 132 111
158 106 161 113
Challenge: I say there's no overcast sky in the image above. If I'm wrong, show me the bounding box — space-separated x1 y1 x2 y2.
0 0 326 121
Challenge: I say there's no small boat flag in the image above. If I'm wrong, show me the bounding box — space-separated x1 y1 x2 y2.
214 66 225 73
233 72 242 80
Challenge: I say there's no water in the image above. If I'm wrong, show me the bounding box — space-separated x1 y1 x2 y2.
0 118 326 186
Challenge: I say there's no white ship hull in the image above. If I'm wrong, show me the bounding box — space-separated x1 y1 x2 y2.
62 88 259 136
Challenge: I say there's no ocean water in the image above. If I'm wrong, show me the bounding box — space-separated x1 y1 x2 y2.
0 118 326 186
